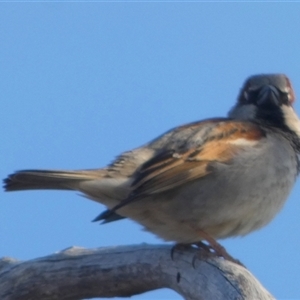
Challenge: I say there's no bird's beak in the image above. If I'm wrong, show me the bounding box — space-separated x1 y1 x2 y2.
257 85 280 106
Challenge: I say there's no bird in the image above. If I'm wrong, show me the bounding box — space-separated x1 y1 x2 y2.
4 74 300 264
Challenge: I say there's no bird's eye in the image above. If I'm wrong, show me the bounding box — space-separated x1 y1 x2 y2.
284 88 293 102
243 88 259 103
281 92 290 104
278 87 294 104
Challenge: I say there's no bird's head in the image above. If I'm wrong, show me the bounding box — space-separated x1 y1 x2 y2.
229 74 300 136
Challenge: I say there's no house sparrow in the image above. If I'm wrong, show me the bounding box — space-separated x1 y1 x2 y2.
4 74 300 263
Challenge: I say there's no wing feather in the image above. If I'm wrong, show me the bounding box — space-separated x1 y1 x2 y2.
109 120 265 214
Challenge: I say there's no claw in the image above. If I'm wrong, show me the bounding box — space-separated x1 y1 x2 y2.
170 243 191 260
171 232 246 268
191 228 246 268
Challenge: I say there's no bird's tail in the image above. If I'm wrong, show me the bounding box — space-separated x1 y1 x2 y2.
3 169 105 192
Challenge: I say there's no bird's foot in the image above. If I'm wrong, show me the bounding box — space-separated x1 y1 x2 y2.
170 243 194 260
187 228 246 267
193 240 245 268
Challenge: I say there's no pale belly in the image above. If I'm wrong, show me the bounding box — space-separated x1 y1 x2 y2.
119 143 298 243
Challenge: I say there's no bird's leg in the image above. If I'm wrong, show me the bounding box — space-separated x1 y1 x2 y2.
193 229 245 267
193 240 212 252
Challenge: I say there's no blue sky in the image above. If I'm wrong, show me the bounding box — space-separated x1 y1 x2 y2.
1 3 300 299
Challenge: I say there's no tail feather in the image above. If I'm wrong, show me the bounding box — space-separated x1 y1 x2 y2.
92 209 126 224
3 169 104 192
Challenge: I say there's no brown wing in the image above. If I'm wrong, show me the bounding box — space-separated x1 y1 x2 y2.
110 120 265 213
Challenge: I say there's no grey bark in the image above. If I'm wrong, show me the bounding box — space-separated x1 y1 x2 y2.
0 244 274 300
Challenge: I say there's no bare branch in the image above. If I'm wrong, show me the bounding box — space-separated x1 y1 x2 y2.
0 244 274 300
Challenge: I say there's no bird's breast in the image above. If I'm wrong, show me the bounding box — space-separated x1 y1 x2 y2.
121 133 298 243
